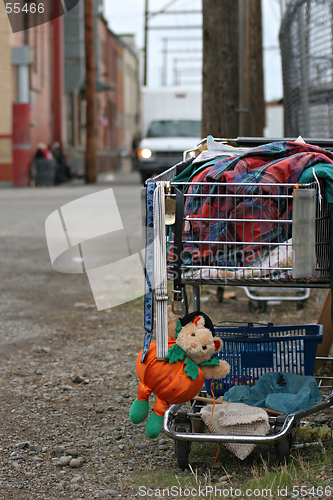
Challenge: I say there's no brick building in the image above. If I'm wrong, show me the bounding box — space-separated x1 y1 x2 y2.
64 0 140 175
0 1 64 186
0 0 140 186
13 18 64 155
0 2 13 186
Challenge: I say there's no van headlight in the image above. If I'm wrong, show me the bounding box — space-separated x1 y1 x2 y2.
138 148 152 159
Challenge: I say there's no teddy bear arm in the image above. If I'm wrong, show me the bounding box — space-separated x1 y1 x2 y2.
201 360 230 380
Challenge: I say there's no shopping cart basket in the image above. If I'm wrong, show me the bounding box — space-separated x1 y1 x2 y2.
205 322 323 397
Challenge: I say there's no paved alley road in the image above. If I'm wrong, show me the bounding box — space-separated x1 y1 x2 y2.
0 172 143 349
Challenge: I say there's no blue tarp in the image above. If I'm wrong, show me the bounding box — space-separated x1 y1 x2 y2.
224 372 322 415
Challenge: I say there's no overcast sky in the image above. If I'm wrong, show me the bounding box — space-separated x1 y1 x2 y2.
104 0 283 101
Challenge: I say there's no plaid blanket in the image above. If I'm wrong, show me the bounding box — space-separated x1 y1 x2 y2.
168 141 333 267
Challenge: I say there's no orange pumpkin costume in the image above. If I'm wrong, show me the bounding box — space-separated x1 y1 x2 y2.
130 311 229 439
136 338 205 417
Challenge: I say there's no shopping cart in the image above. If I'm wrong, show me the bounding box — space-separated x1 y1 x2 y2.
142 137 333 467
215 286 310 313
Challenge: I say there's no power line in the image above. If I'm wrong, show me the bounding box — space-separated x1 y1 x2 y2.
150 0 180 18
144 0 202 84
151 10 201 15
161 37 202 41
162 48 202 53
148 25 202 30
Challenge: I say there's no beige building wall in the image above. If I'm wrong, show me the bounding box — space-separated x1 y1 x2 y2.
120 35 140 154
0 2 13 182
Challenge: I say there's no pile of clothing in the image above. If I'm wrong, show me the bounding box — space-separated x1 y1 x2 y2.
167 139 333 274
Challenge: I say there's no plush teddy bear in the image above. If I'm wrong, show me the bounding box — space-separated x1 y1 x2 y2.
129 307 230 438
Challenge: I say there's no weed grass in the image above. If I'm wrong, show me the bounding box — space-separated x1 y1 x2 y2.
128 440 333 498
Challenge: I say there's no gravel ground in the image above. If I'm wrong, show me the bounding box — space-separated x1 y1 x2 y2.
0 231 332 499
0 233 179 500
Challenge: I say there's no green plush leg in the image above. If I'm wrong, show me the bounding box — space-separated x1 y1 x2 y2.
129 399 149 424
145 412 164 439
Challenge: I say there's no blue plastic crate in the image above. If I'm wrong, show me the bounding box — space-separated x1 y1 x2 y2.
205 323 323 397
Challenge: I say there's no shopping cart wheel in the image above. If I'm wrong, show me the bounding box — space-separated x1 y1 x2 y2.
296 291 307 310
173 412 192 469
174 432 191 470
274 423 294 464
217 287 224 303
275 436 291 464
248 298 267 314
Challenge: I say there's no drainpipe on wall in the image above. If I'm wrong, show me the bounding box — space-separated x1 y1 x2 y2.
12 45 32 187
52 16 64 145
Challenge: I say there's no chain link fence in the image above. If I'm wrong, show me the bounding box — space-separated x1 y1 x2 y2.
280 0 333 137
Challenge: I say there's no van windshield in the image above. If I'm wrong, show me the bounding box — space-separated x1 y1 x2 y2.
146 120 201 138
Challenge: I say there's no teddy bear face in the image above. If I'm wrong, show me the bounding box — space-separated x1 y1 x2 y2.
176 317 222 365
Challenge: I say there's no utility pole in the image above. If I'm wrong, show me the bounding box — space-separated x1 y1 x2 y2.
239 0 265 137
202 0 239 137
238 0 245 136
144 0 149 86
202 0 264 138
84 0 96 183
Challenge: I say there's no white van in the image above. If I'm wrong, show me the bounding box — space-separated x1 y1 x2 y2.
138 87 202 183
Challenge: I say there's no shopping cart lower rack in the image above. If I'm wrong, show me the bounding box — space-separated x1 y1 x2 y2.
162 321 333 468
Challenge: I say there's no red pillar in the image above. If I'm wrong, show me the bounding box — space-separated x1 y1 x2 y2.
12 103 31 187
52 16 64 144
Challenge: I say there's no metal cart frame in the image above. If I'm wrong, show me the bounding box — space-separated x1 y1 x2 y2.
144 137 333 467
